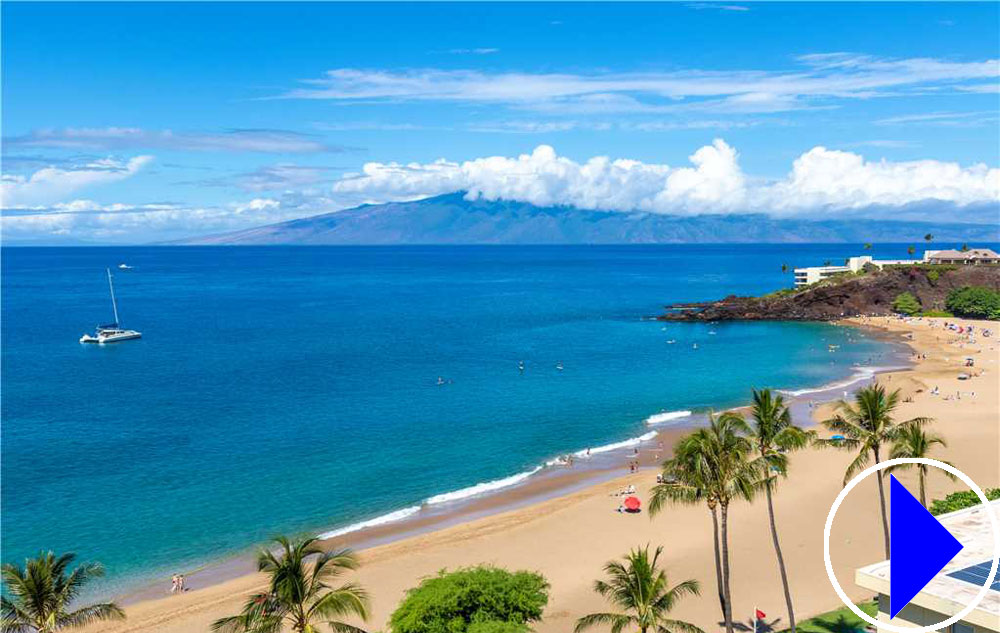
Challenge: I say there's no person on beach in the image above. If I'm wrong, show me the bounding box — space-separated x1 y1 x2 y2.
177 575 185 592
171 575 178 593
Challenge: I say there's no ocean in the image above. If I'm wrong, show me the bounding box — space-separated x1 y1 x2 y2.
1 244 903 596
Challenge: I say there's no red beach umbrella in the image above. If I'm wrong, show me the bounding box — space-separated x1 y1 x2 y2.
624 496 641 511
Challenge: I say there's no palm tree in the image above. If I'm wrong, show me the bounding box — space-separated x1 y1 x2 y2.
886 426 955 508
907 246 916 257
746 389 811 633
575 546 704 633
822 384 931 558
781 263 789 274
924 233 933 243
1 551 125 632
650 413 760 633
863 243 873 251
213 536 369 633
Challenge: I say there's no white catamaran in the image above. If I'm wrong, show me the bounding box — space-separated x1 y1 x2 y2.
80 268 142 344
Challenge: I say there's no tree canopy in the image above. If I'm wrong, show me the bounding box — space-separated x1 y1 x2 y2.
945 286 1000 320
892 292 921 316
390 566 549 633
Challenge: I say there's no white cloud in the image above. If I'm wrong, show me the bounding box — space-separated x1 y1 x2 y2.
448 48 500 55
1 196 307 243
231 164 330 192
875 111 998 126
5 142 998 242
331 142 1000 215
1 156 154 206
280 54 999 114
686 3 750 11
4 127 337 153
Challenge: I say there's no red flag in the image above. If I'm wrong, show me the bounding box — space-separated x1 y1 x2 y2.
755 609 766 620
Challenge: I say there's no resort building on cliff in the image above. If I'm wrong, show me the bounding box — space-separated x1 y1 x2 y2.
925 249 1000 266
854 498 1000 633
793 248 1000 287
793 255 916 287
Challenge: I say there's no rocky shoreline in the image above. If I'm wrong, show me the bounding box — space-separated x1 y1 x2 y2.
660 264 1000 322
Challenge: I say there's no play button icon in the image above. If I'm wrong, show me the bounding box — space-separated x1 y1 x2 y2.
889 474 964 618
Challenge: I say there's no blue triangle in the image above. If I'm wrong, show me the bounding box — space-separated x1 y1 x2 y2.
889 475 964 618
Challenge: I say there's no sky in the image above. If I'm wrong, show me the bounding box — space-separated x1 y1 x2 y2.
2 1 999 243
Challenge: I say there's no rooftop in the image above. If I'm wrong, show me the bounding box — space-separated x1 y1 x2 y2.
928 248 1000 260
855 499 1000 628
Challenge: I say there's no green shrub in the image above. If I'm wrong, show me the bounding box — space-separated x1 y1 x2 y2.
945 286 1000 320
467 622 531 633
892 292 922 316
390 566 549 633
926 270 939 283
930 488 1000 516
920 310 953 318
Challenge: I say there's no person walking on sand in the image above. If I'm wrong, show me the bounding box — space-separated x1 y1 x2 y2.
171 575 178 593
177 574 185 592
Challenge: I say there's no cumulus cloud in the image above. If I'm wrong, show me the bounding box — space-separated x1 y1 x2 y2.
5 142 998 243
331 142 1000 215
1 156 154 206
280 54 999 114
4 127 340 153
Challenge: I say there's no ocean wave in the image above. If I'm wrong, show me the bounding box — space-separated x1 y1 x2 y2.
318 505 422 540
645 410 693 425
779 366 878 397
573 430 658 458
424 467 543 505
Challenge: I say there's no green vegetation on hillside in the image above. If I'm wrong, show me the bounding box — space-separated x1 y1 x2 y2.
892 292 921 316
945 286 1000 320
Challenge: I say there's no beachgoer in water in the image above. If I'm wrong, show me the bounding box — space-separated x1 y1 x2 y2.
171 575 178 593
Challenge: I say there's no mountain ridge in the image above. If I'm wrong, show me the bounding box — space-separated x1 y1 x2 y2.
180 192 1000 245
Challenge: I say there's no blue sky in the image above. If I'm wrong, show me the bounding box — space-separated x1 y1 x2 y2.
2 2 998 243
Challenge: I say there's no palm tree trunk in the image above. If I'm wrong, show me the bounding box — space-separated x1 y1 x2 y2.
919 468 927 508
873 447 890 558
765 482 796 633
710 506 727 619
720 503 735 633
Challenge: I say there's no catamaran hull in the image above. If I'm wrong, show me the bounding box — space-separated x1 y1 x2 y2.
80 332 142 344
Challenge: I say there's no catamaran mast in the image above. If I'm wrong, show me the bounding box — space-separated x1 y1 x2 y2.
106 267 121 326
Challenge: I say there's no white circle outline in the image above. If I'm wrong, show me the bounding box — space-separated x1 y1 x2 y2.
823 457 999 633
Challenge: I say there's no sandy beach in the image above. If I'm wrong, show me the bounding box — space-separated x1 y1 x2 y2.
84 317 999 633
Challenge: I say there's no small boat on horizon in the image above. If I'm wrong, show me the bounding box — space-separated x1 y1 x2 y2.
80 268 142 344
118 263 132 270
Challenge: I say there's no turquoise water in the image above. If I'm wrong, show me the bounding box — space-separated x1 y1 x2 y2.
2 245 895 595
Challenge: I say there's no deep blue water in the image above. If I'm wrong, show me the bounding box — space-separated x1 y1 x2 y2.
2 244 901 594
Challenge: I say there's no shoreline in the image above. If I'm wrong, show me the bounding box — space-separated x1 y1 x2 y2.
82 315 999 633
110 322 912 607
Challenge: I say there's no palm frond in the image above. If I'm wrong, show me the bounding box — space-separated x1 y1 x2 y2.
575 612 635 633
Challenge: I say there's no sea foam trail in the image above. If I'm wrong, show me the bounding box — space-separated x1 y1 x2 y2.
424 467 544 505
779 366 879 397
318 505 422 540
573 430 658 457
645 410 693 425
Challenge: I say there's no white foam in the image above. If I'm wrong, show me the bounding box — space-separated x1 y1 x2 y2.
574 430 658 457
318 505 422 540
424 467 543 505
779 367 878 397
645 410 693 425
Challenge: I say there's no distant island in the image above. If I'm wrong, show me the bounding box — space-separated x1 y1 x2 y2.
661 251 1000 321
178 192 1000 245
